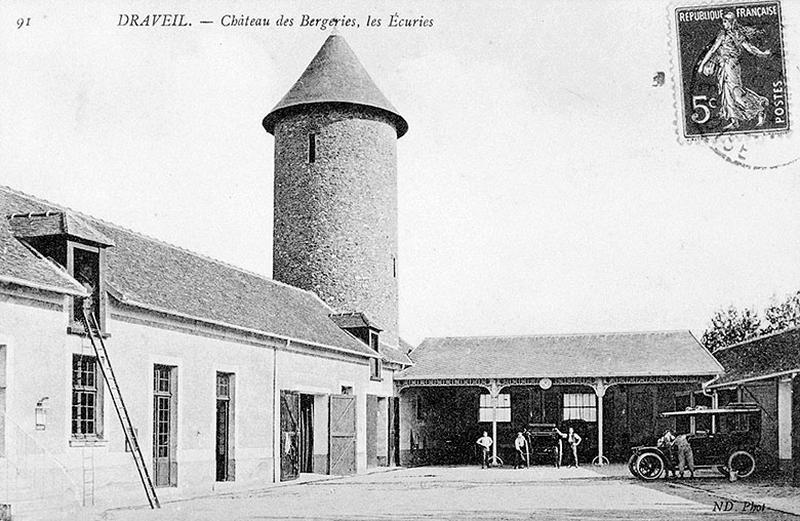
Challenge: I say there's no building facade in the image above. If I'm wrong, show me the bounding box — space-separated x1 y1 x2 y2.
0 34 410 519
396 332 722 467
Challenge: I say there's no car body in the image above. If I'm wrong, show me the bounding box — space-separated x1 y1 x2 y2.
629 403 761 481
525 423 562 464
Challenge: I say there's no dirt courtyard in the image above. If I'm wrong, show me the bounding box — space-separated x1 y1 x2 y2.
100 465 800 521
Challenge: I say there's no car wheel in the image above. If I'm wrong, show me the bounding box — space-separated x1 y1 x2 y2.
635 452 665 481
728 451 755 478
627 454 639 477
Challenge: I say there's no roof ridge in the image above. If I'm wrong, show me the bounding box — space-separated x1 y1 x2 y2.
0 185 334 310
422 329 690 342
712 324 800 354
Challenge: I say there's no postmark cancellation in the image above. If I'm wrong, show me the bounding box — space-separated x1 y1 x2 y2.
673 1 789 140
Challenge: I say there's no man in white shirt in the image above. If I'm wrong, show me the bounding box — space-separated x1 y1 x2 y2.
567 427 582 468
514 432 529 469
476 431 493 469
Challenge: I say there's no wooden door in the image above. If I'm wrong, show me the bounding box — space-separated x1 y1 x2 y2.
299 394 314 473
329 394 357 475
280 391 300 481
388 397 400 466
366 395 378 468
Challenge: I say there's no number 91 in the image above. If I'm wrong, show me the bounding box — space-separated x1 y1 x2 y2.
17 17 30 29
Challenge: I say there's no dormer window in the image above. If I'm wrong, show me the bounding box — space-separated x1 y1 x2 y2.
7 211 113 334
368 330 381 380
69 243 102 329
329 312 383 381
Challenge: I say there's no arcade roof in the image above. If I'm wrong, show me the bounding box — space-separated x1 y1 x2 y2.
710 327 800 387
398 330 723 380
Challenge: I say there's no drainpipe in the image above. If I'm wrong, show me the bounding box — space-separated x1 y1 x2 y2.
272 341 284 483
702 375 721 433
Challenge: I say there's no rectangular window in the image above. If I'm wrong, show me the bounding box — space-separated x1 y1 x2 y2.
369 331 382 380
72 354 102 437
216 372 235 482
153 364 177 487
415 394 425 421
479 393 511 423
562 393 597 422
308 133 316 163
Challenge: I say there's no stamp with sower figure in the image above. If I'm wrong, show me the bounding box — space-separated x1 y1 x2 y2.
675 2 789 139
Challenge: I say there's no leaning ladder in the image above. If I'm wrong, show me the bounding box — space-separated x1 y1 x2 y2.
81 308 161 509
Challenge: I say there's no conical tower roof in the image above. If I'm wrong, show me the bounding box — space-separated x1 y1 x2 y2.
263 35 407 137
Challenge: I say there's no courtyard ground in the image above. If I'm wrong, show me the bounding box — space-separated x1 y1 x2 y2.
594 462 800 516
100 465 800 521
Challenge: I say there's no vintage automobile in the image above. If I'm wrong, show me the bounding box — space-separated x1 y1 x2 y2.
526 423 562 465
628 403 761 481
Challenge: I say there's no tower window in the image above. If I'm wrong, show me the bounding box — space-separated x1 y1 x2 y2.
308 133 316 163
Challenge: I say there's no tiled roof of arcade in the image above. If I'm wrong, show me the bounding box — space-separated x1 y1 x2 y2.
710 326 800 386
398 330 723 380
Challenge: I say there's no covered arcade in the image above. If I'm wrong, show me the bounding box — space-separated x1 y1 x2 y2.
396 331 723 467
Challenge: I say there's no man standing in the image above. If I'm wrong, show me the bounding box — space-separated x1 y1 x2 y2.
674 433 695 478
658 429 677 478
553 427 567 468
567 427 582 468
476 431 493 469
514 432 528 469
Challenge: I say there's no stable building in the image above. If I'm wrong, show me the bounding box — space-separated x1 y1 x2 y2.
0 33 411 518
396 331 723 467
708 327 800 480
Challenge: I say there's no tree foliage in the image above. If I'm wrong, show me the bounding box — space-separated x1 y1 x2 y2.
701 305 761 352
762 291 800 335
702 290 800 351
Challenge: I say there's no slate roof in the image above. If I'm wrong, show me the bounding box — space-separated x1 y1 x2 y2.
8 211 114 247
398 331 723 380
263 35 408 137
329 311 381 331
0 198 86 295
380 337 413 367
710 327 800 386
0 186 377 358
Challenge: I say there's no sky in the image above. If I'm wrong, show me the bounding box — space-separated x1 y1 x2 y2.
2 1 800 345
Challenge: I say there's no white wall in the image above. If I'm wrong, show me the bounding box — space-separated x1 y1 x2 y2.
778 377 793 461
1 292 398 510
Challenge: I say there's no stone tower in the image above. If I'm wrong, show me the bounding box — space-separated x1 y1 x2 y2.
263 35 407 347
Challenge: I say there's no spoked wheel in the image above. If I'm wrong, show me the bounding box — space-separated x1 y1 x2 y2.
628 454 640 478
728 451 756 478
488 455 504 467
635 452 665 481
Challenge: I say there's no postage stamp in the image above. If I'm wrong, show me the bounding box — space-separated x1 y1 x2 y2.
674 1 789 139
